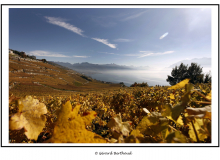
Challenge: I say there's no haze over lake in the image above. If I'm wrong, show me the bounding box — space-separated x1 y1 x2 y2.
86 67 212 86
53 57 211 86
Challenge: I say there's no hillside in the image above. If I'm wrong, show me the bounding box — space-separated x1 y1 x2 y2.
9 54 121 96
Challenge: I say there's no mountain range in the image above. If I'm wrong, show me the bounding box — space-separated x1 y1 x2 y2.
51 61 150 74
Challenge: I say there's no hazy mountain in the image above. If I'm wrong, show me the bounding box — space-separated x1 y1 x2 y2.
51 61 150 74
168 57 211 68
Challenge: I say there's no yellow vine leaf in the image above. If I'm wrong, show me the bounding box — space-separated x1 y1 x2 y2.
168 79 190 90
107 113 132 138
130 129 144 138
188 118 209 142
206 91 212 100
48 101 106 143
171 83 194 120
169 93 175 99
81 111 97 126
9 96 47 140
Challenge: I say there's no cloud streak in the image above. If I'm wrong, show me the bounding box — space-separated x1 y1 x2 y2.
124 51 174 58
28 50 70 57
44 16 118 49
159 32 169 39
45 16 85 37
113 38 133 42
73 55 90 58
92 38 117 49
121 11 147 21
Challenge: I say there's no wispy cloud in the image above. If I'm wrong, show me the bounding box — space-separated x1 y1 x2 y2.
28 50 69 57
92 38 117 49
159 32 169 39
113 38 133 42
99 52 118 55
73 55 90 58
44 16 118 49
45 16 85 37
121 11 147 21
162 51 174 54
124 51 174 58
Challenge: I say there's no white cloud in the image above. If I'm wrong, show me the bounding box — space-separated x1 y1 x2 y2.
44 16 117 49
121 11 147 21
113 38 133 42
28 50 69 57
162 51 174 55
92 38 117 49
99 52 119 55
159 32 169 39
124 50 174 58
138 52 154 58
45 16 85 37
73 55 90 58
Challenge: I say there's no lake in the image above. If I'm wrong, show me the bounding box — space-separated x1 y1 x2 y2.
86 68 173 86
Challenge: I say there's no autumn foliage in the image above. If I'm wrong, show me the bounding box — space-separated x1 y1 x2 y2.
9 79 212 143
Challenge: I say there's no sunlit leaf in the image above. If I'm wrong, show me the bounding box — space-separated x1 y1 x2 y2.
9 96 47 140
169 93 175 99
168 79 190 90
188 118 208 142
48 101 106 143
206 91 212 100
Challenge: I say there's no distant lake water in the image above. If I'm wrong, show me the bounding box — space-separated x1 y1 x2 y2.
86 67 212 87
86 69 172 87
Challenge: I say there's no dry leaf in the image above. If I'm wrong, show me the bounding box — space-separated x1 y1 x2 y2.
186 105 211 119
107 113 132 137
9 96 47 140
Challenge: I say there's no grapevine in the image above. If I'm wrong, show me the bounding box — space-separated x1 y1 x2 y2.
9 80 212 143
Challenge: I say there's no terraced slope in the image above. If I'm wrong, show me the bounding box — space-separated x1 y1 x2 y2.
9 56 121 96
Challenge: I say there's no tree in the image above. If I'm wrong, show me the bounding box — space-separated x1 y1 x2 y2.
166 63 188 85
166 62 206 85
187 63 203 84
204 71 212 83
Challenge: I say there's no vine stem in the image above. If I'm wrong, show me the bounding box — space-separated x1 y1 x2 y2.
193 101 211 105
191 120 199 142
169 125 177 131
193 90 211 102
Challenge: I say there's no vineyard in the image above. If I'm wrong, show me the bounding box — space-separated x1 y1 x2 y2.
9 79 212 143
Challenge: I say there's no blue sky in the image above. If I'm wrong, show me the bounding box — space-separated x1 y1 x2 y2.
9 8 211 68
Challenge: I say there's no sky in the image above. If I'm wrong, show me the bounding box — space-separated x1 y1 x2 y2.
9 7 212 68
